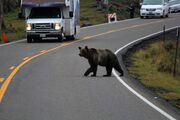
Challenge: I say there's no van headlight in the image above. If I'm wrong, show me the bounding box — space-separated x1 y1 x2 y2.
26 23 32 31
55 23 61 30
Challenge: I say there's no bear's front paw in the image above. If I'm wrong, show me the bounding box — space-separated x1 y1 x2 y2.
84 73 88 77
103 75 111 77
91 74 96 77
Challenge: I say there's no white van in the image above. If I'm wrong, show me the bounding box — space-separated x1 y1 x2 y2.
140 0 169 18
21 0 80 43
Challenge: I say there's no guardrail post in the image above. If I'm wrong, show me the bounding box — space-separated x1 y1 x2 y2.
163 25 165 42
173 27 180 77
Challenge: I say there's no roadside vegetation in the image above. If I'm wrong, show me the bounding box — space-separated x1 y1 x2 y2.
1 8 25 42
80 0 107 26
127 36 180 108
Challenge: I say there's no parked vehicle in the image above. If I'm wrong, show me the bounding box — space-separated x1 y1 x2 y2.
169 0 180 13
140 0 169 18
21 0 80 43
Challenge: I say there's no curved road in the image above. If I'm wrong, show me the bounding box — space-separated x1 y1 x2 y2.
0 13 180 120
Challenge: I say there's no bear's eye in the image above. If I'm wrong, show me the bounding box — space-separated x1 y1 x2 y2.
82 50 85 54
82 50 87 55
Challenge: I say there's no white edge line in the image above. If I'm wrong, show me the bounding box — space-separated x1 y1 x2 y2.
0 39 26 47
0 18 139 47
80 18 139 30
113 25 180 120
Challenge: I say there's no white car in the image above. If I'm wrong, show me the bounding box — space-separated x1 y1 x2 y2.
169 0 180 13
140 0 169 18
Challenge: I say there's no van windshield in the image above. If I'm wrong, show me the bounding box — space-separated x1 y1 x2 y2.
143 0 163 5
29 7 61 19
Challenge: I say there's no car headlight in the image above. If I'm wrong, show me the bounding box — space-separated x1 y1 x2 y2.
141 8 146 10
26 23 32 31
55 23 61 30
157 8 163 10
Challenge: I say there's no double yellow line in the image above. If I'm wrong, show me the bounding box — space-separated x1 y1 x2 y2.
0 19 166 103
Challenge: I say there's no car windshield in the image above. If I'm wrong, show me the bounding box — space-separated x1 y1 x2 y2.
143 0 163 5
169 0 180 5
29 7 61 19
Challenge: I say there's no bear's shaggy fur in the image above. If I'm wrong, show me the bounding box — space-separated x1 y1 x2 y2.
78 46 124 77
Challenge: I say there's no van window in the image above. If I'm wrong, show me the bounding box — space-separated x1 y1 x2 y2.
29 7 61 19
143 0 163 5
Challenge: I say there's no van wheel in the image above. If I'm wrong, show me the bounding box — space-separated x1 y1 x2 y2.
58 36 63 42
66 28 76 40
140 16 144 19
27 36 32 43
66 35 75 40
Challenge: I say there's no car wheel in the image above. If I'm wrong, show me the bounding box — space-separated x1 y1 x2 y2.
161 11 165 18
140 16 144 19
166 14 169 18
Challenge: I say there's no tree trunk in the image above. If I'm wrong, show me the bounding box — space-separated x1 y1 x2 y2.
0 0 4 31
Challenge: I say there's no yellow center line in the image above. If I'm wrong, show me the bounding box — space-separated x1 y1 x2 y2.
0 19 172 103
40 50 47 53
9 66 15 70
83 36 91 39
23 57 29 61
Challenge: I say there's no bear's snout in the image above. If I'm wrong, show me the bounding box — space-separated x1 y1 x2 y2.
79 53 82 57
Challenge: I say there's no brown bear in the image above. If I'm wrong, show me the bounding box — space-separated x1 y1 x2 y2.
78 46 124 77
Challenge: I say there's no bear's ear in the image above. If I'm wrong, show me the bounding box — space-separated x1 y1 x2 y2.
85 46 88 50
78 47 82 50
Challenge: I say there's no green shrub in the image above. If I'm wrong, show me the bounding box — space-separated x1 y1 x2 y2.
127 38 180 108
158 55 173 73
164 41 174 52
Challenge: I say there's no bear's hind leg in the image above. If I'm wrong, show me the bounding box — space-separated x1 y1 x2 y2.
103 66 112 77
114 62 124 76
91 65 98 77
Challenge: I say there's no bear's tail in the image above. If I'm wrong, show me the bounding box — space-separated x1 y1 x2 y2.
114 60 124 76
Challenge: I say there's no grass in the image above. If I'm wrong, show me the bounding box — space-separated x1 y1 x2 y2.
128 40 180 108
1 8 26 42
80 0 107 25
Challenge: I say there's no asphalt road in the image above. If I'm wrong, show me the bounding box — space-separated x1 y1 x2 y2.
0 13 180 120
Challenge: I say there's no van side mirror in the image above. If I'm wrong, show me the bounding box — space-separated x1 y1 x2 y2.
18 12 24 19
69 11 74 18
140 2 142 6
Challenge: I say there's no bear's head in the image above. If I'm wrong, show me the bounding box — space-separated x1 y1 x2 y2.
78 46 90 58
